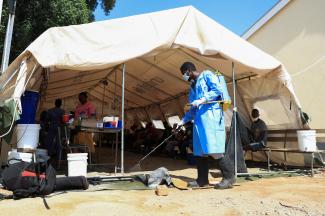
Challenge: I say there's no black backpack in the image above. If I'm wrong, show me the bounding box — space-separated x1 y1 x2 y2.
1 157 56 200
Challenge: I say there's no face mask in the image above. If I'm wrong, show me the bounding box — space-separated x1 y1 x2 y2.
252 117 259 122
182 73 190 82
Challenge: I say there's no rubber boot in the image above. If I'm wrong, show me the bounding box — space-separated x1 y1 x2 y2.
215 157 236 189
188 157 209 188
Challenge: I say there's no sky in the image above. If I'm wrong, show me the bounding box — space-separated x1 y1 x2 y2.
94 0 279 36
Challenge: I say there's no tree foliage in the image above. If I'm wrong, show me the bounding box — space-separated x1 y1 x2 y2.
0 0 115 63
87 0 116 16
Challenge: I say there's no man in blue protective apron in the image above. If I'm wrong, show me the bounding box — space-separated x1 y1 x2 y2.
178 61 235 189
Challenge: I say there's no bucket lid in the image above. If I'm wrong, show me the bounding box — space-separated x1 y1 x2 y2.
67 157 88 161
67 153 88 157
17 124 41 129
297 130 316 134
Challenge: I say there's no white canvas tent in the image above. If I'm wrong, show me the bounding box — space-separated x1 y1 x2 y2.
0 6 305 172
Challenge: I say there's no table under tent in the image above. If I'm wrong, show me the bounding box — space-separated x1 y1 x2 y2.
0 6 309 175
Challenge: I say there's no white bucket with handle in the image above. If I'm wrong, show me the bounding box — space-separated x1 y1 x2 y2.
67 153 88 177
297 130 317 151
16 124 41 149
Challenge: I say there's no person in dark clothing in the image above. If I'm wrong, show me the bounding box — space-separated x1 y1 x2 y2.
246 109 268 151
39 110 49 148
45 99 65 159
143 122 158 154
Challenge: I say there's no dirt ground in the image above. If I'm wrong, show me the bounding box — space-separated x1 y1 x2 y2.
1 148 325 216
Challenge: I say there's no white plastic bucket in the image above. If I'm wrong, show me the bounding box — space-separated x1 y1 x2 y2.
16 124 41 149
67 153 88 177
297 130 317 151
7 150 33 164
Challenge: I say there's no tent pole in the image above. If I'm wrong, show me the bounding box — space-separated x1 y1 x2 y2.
101 81 107 117
114 69 117 115
232 62 237 178
121 63 126 175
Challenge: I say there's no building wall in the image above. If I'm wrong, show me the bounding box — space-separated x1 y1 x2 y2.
247 0 325 128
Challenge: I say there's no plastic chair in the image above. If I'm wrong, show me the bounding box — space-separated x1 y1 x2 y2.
57 125 92 169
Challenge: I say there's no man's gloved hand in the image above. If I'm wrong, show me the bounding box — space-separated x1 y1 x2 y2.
191 98 206 107
176 120 185 131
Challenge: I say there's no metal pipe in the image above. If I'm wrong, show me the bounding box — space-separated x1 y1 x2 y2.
232 62 237 178
0 0 3 28
1 0 16 74
114 69 117 115
121 63 126 174
101 83 106 116
1 14 14 72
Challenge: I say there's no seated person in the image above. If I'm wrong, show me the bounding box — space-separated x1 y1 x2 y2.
45 99 65 160
73 92 96 153
143 122 158 154
132 127 146 152
165 123 190 159
126 123 140 150
245 108 268 151
165 124 179 157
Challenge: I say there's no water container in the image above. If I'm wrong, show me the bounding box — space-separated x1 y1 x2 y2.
117 120 123 128
104 122 113 128
67 153 88 177
17 90 40 124
16 124 41 149
297 130 317 151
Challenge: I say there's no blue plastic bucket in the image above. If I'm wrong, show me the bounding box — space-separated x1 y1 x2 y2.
17 91 39 124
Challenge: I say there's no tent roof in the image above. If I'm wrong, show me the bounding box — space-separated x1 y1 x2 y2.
0 6 300 113
26 6 282 72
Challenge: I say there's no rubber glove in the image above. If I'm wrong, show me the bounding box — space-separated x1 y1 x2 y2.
191 98 206 107
176 120 184 130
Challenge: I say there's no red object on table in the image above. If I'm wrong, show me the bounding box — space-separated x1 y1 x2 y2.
111 121 117 128
63 114 69 123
